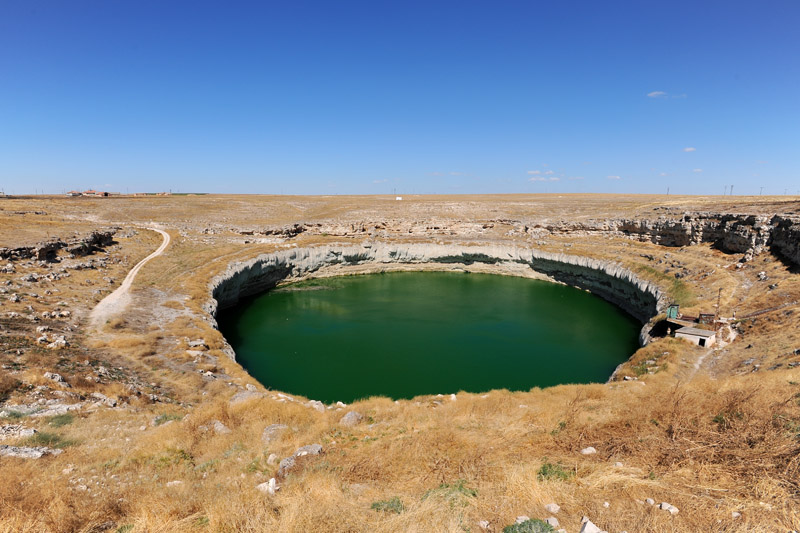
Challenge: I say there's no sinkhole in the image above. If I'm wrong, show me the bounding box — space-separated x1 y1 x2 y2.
217 271 641 403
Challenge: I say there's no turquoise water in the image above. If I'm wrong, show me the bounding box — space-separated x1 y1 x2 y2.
217 272 641 403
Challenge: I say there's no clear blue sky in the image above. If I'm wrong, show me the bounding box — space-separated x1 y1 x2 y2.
1 1 797 195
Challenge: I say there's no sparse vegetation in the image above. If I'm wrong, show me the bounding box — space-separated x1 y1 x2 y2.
25 431 77 448
153 412 183 426
0 194 799 531
503 519 556 533
371 497 405 514
47 413 75 427
537 460 573 482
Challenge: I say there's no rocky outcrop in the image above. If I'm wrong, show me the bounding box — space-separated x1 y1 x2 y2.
230 212 800 267
529 213 775 259
0 229 118 262
770 215 800 266
205 243 666 353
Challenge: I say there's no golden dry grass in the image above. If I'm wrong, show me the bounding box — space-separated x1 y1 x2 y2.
1 194 800 532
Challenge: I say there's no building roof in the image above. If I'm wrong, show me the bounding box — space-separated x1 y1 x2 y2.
676 326 716 337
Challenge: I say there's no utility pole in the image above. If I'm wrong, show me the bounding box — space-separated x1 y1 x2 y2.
730 185 734 196
760 186 764 195
724 185 728 196
716 287 722 320
666 186 670 195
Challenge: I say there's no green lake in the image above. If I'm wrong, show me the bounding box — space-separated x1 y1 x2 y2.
217 272 641 403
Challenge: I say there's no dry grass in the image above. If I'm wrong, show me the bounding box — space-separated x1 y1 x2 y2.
1 194 800 531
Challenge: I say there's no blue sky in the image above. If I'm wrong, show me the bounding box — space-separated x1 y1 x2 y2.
0 1 797 195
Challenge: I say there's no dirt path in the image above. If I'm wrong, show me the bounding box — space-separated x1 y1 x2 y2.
89 227 171 329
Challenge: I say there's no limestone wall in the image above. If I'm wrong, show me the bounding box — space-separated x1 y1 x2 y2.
205 243 666 350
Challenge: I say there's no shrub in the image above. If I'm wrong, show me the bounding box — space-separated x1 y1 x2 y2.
370 497 405 514
48 413 75 427
537 459 573 482
153 412 183 426
422 479 477 507
503 519 556 533
25 431 77 449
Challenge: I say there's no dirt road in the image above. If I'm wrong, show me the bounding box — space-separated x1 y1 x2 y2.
89 227 171 329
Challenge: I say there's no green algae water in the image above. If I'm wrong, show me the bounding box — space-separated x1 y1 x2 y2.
218 272 641 403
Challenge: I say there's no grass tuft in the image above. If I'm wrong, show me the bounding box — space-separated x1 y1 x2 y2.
503 519 556 533
537 459 573 482
370 497 405 514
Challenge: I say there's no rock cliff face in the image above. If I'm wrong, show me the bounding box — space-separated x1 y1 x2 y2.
527 213 775 259
205 244 666 351
229 212 800 267
770 215 800 266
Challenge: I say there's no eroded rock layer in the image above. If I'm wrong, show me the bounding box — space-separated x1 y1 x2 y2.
205 244 666 352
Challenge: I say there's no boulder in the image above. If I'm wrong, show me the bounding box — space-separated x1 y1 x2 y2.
256 477 279 495
90 392 117 407
0 425 37 441
212 420 231 434
229 390 265 404
339 411 364 427
659 502 679 515
544 503 560 514
307 400 325 413
277 444 323 478
261 424 288 444
579 518 603 533
580 446 597 455
0 445 63 459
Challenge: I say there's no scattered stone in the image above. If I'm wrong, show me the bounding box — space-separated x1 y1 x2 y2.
580 446 597 455
229 390 264 404
477 520 490 530
277 444 323 477
645 498 655 505
731 511 741 519
603 501 610 508
544 503 560 514
43 372 65 383
0 445 63 458
659 502 679 515
339 411 364 427
187 339 208 349
545 517 560 528
256 477 279 495
0 425 37 441
515 516 530 524
46 336 68 350
579 518 603 533
307 400 325 413
89 392 116 407
245 384 257 392
211 420 231 434
267 453 278 465
614 461 624 467
166 480 183 487
450 393 457 401
757 271 767 281
261 424 288 444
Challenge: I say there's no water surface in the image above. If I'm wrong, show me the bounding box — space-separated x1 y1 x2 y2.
218 272 640 403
